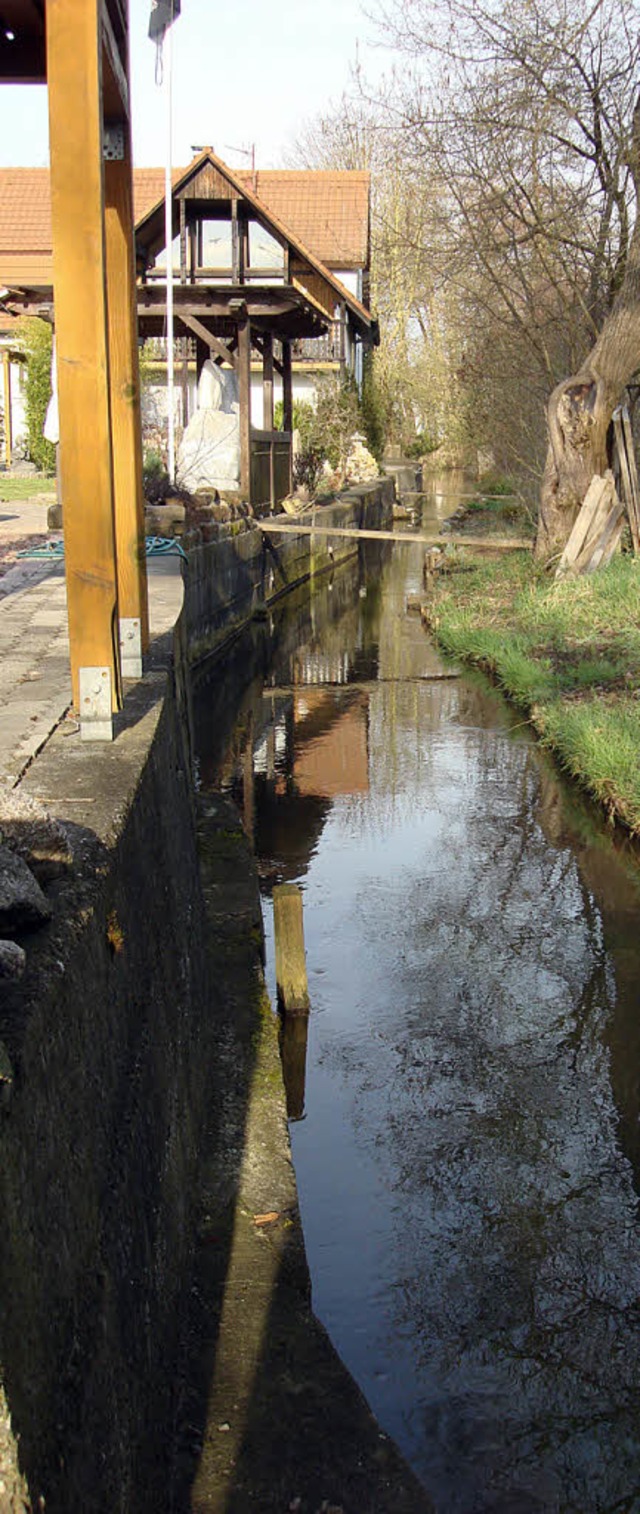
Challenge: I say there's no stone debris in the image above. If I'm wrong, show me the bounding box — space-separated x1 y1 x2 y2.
345 434 379 484
144 500 187 537
0 786 73 883
0 1385 31 1511
0 941 26 981
0 846 52 933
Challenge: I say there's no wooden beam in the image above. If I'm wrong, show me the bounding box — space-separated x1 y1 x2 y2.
273 884 310 1014
181 350 190 430
622 407 640 552
237 319 252 501
104 147 150 669
260 522 533 550
195 335 209 381
240 215 249 283
2 352 12 468
231 198 240 283
100 0 129 117
263 331 274 432
188 218 197 284
47 0 121 722
282 340 293 432
179 197 187 285
282 340 293 493
104 122 149 670
178 314 237 369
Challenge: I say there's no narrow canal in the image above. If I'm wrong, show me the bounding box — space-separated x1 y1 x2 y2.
192 498 640 1513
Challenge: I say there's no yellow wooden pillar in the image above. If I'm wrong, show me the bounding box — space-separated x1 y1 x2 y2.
47 0 120 734
104 118 150 674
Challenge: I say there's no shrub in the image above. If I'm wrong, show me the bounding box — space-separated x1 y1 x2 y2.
360 360 387 462
293 444 325 495
143 449 171 504
274 398 315 450
405 429 440 459
17 318 56 474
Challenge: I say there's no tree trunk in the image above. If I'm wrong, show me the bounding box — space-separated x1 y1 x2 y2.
536 100 640 561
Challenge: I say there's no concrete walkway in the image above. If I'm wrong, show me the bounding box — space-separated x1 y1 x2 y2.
0 500 184 788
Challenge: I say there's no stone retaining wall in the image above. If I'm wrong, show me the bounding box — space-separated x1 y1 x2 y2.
181 479 394 665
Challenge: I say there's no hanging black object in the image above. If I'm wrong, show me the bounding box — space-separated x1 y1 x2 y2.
149 0 181 40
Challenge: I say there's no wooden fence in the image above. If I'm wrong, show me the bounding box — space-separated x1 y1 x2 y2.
250 430 293 513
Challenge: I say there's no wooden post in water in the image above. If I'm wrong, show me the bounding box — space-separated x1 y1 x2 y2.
273 884 310 1014
278 1012 309 1120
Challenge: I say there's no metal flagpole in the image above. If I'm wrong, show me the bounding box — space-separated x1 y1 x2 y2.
164 15 175 481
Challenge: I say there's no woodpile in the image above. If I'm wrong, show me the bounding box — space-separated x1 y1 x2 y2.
613 404 640 552
556 471 625 578
556 405 640 578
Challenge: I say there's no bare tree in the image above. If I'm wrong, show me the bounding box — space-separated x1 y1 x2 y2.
369 0 640 529
538 96 640 558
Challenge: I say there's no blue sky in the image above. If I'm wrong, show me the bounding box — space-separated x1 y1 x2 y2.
0 0 387 169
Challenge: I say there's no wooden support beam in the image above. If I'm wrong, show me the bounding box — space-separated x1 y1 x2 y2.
179 197 187 285
282 340 293 495
238 318 252 501
231 198 240 283
47 0 121 725
188 218 197 284
263 331 274 432
282 340 293 432
339 301 347 376
178 314 237 369
100 0 129 117
2 352 12 468
195 335 209 381
104 119 150 673
181 350 190 430
240 216 249 283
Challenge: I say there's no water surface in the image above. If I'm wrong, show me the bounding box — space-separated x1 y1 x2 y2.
194 530 640 1513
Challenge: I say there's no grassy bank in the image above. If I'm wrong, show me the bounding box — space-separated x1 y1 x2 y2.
0 476 55 501
424 552 640 832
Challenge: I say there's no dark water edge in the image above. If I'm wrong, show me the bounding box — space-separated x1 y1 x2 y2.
192 538 640 1514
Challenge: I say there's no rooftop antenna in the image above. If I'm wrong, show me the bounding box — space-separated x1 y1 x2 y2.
224 142 257 194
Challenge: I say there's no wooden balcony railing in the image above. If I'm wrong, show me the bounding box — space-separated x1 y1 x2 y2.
291 322 343 364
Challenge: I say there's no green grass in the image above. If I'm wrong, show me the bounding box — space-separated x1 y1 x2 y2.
0 475 56 501
428 552 640 832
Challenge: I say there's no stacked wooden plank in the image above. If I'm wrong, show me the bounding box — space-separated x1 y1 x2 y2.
556 406 640 578
613 404 640 552
556 470 626 578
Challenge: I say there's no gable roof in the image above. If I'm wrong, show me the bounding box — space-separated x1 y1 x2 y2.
133 165 370 270
0 159 370 293
133 148 373 333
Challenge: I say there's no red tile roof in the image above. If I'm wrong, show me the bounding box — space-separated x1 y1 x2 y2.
0 163 370 290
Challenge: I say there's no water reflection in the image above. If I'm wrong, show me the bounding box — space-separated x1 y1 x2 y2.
194 539 640 1513
279 1011 309 1121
